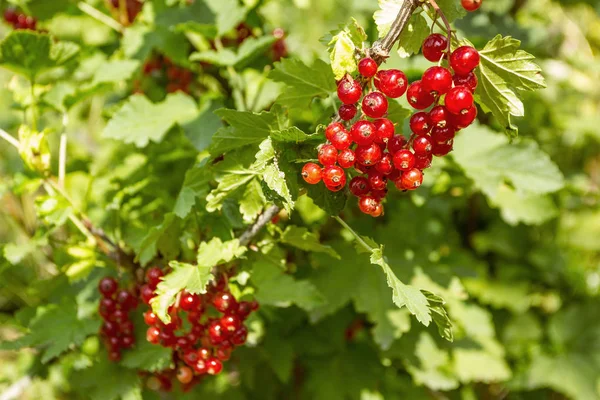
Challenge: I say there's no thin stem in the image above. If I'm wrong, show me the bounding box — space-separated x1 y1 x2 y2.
333 216 374 252
77 2 124 33
29 80 37 131
0 128 19 149
58 132 67 187
427 0 453 54
238 205 280 246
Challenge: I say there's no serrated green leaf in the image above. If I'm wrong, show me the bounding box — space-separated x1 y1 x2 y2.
136 214 178 266
305 184 348 216
210 108 280 155
271 126 312 143
422 290 453 342
386 99 412 125
325 18 366 80
239 178 266 223
270 58 336 109
91 59 140 86
34 195 72 226
205 0 247 35
436 0 467 22
280 226 340 259
396 14 429 58
102 93 199 147
18 125 51 173
173 161 212 218
73 356 141 400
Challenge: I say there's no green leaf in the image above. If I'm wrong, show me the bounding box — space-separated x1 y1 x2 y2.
324 18 367 80
271 126 312 143
173 161 212 218
239 178 267 223
436 0 467 22
262 333 295 383
406 332 459 391
386 99 412 125
305 184 348 216
472 35 546 136
374 0 403 38
280 226 340 259
210 108 280 155
73 356 141 400
453 348 512 383
396 14 429 58
422 290 454 342
0 31 79 80
121 315 172 372
235 36 277 68
205 0 247 36
91 59 140 86
492 185 559 226
102 93 199 147
34 195 73 226
18 125 51 173
270 58 336 109
136 214 178 266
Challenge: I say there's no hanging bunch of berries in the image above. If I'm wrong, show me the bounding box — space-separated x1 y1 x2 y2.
301 32 480 217
107 0 143 25
97 277 138 362
3 8 37 30
138 55 195 94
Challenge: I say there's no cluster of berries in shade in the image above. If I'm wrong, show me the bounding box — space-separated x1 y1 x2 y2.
461 0 483 12
138 55 195 94
140 269 258 392
301 34 480 217
98 277 139 362
3 8 37 30
108 0 143 25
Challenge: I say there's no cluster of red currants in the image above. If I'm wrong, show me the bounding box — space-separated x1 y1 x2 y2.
3 8 37 30
139 55 194 94
98 277 138 362
140 269 258 391
108 0 143 25
461 0 482 12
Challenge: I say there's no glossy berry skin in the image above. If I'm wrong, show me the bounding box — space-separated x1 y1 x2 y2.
146 267 163 288
453 72 478 93
450 105 478 128
177 366 194 384
330 129 353 150
318 144 338 166
322 166 347 191
407 81 435 110
370 203 384 217
387 135 407 154
393 150 416 171
302 163 322 185
206 358 223 375
349 176 370 197
237 301 253 319
337 78 362 104
339 104 357 121
461 0 482 12
375 69 408 98
412 135 433 156
422 66 453 95
375 153 394 175
428 106 451 128
362 92 388 119
409 112 431 135
368 173 387 191
147 327 160 344
99 277 118 298
450 46 480 76
355 143 383 167
431 125 456 143
116 290 137 311
180 292 201 311
208 321 226 345
4 9 18 24
432 141 454 156
445 87 474 115
415 154 433 170
231 326 248 345
99 298 116 319
220 314 242 333
400 168 424 190
422 33 448 62
325 122 346 142
212 292 238 313
358 57 378 77
351 120 377 146
216 346 232 361
198 347 211 360
358 196 379 215
373 118 395 144
338 149 356 169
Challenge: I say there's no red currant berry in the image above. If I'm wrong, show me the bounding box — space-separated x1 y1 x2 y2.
374 69 408 98
370 203 384 217
4 9 18 24
358 196 379 215
193 359 208 375
368 173 387 191
160 329 177 347
177 366 194 384
99 298 116 319
250 300 259 311
206 358 223 375
325 122 346 142
318 144 338 166
146 327 160 344
208 321 226 345
358 57 378 77
400 168 424 190
212 292 237 313
140 284 155 305
428 106 451 128
180 292 201 311
337 77 362 104
322 165 347 191
330 129 353 150
145 267 163 288
355 143 383 167
461 0 482 12
176 336 191 350
108 350 121 362
111 309 127 323
407 80 435 110
453 72 478 93
237 301 253 319
116 289 137 311
183 350 199 366
301 163 322 185
412 135 433 156
338 149 355 169
409 112 431 135
375 153 394 175
371 188 388 202
98 277 118 298
431 125 456 143
422 66 453 96
373 118 395 144
339 104 357 121
388 135 408 154
351 120 377 146
102 321 119 336
422 33 448 62
450 105 477 128
121 335 135 349
432 140 454 156
198 347 211 360
216 346 232 361
362 92 388 119
393 150 416 171
220 314 241 333
415 154 433 170
231 326 248 346
445 87 474 115
349 176 370 197
450 46 480 75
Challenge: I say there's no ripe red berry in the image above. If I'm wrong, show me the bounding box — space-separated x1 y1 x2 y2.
407 80 435 110
231 326 248 345
102 320 119 336
108 350 121 362
358 196 379 215
140 284 154 305
431 125 456 143
422 33 448 62
368 173 387 191
338 149 356 169
358 57 378 77
237 301 253 319
453 72 478 93
177 366 194 384
349 176 370 197
422 66 453 95
99 298 116 319
116 289 137 311
183 350 199 366
400 168 424 190
361 92 388 119
412 135 433 156
98 277 118 298
212 292 237 313
432 140 454 156
216 346 232 361
208 320 226 345
373 118 395 144
146 327 160 344
220 314 241 333
429 106 452 128
387 135 408 154
450 105 478 128
180 292 201 311
415 154 433 170
198 347 211 360
393 150 416 171
145 267 163 288
121 335 135 349
330 129 353 150
351 120 377 146
322 165 347 191
4 9 18 24
355 143 383 167
375 153 394 175
325 122 346 142
112 309 127 323
193 359 208 375
374 69 408 98
450 46 480 76
409 112 431 135
461 0 482 12
318 144 338 166
337 77 362 104
338 104 357 121
370 203 384 217
206 358 223 375
445 87 474 115
302 163 322 185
